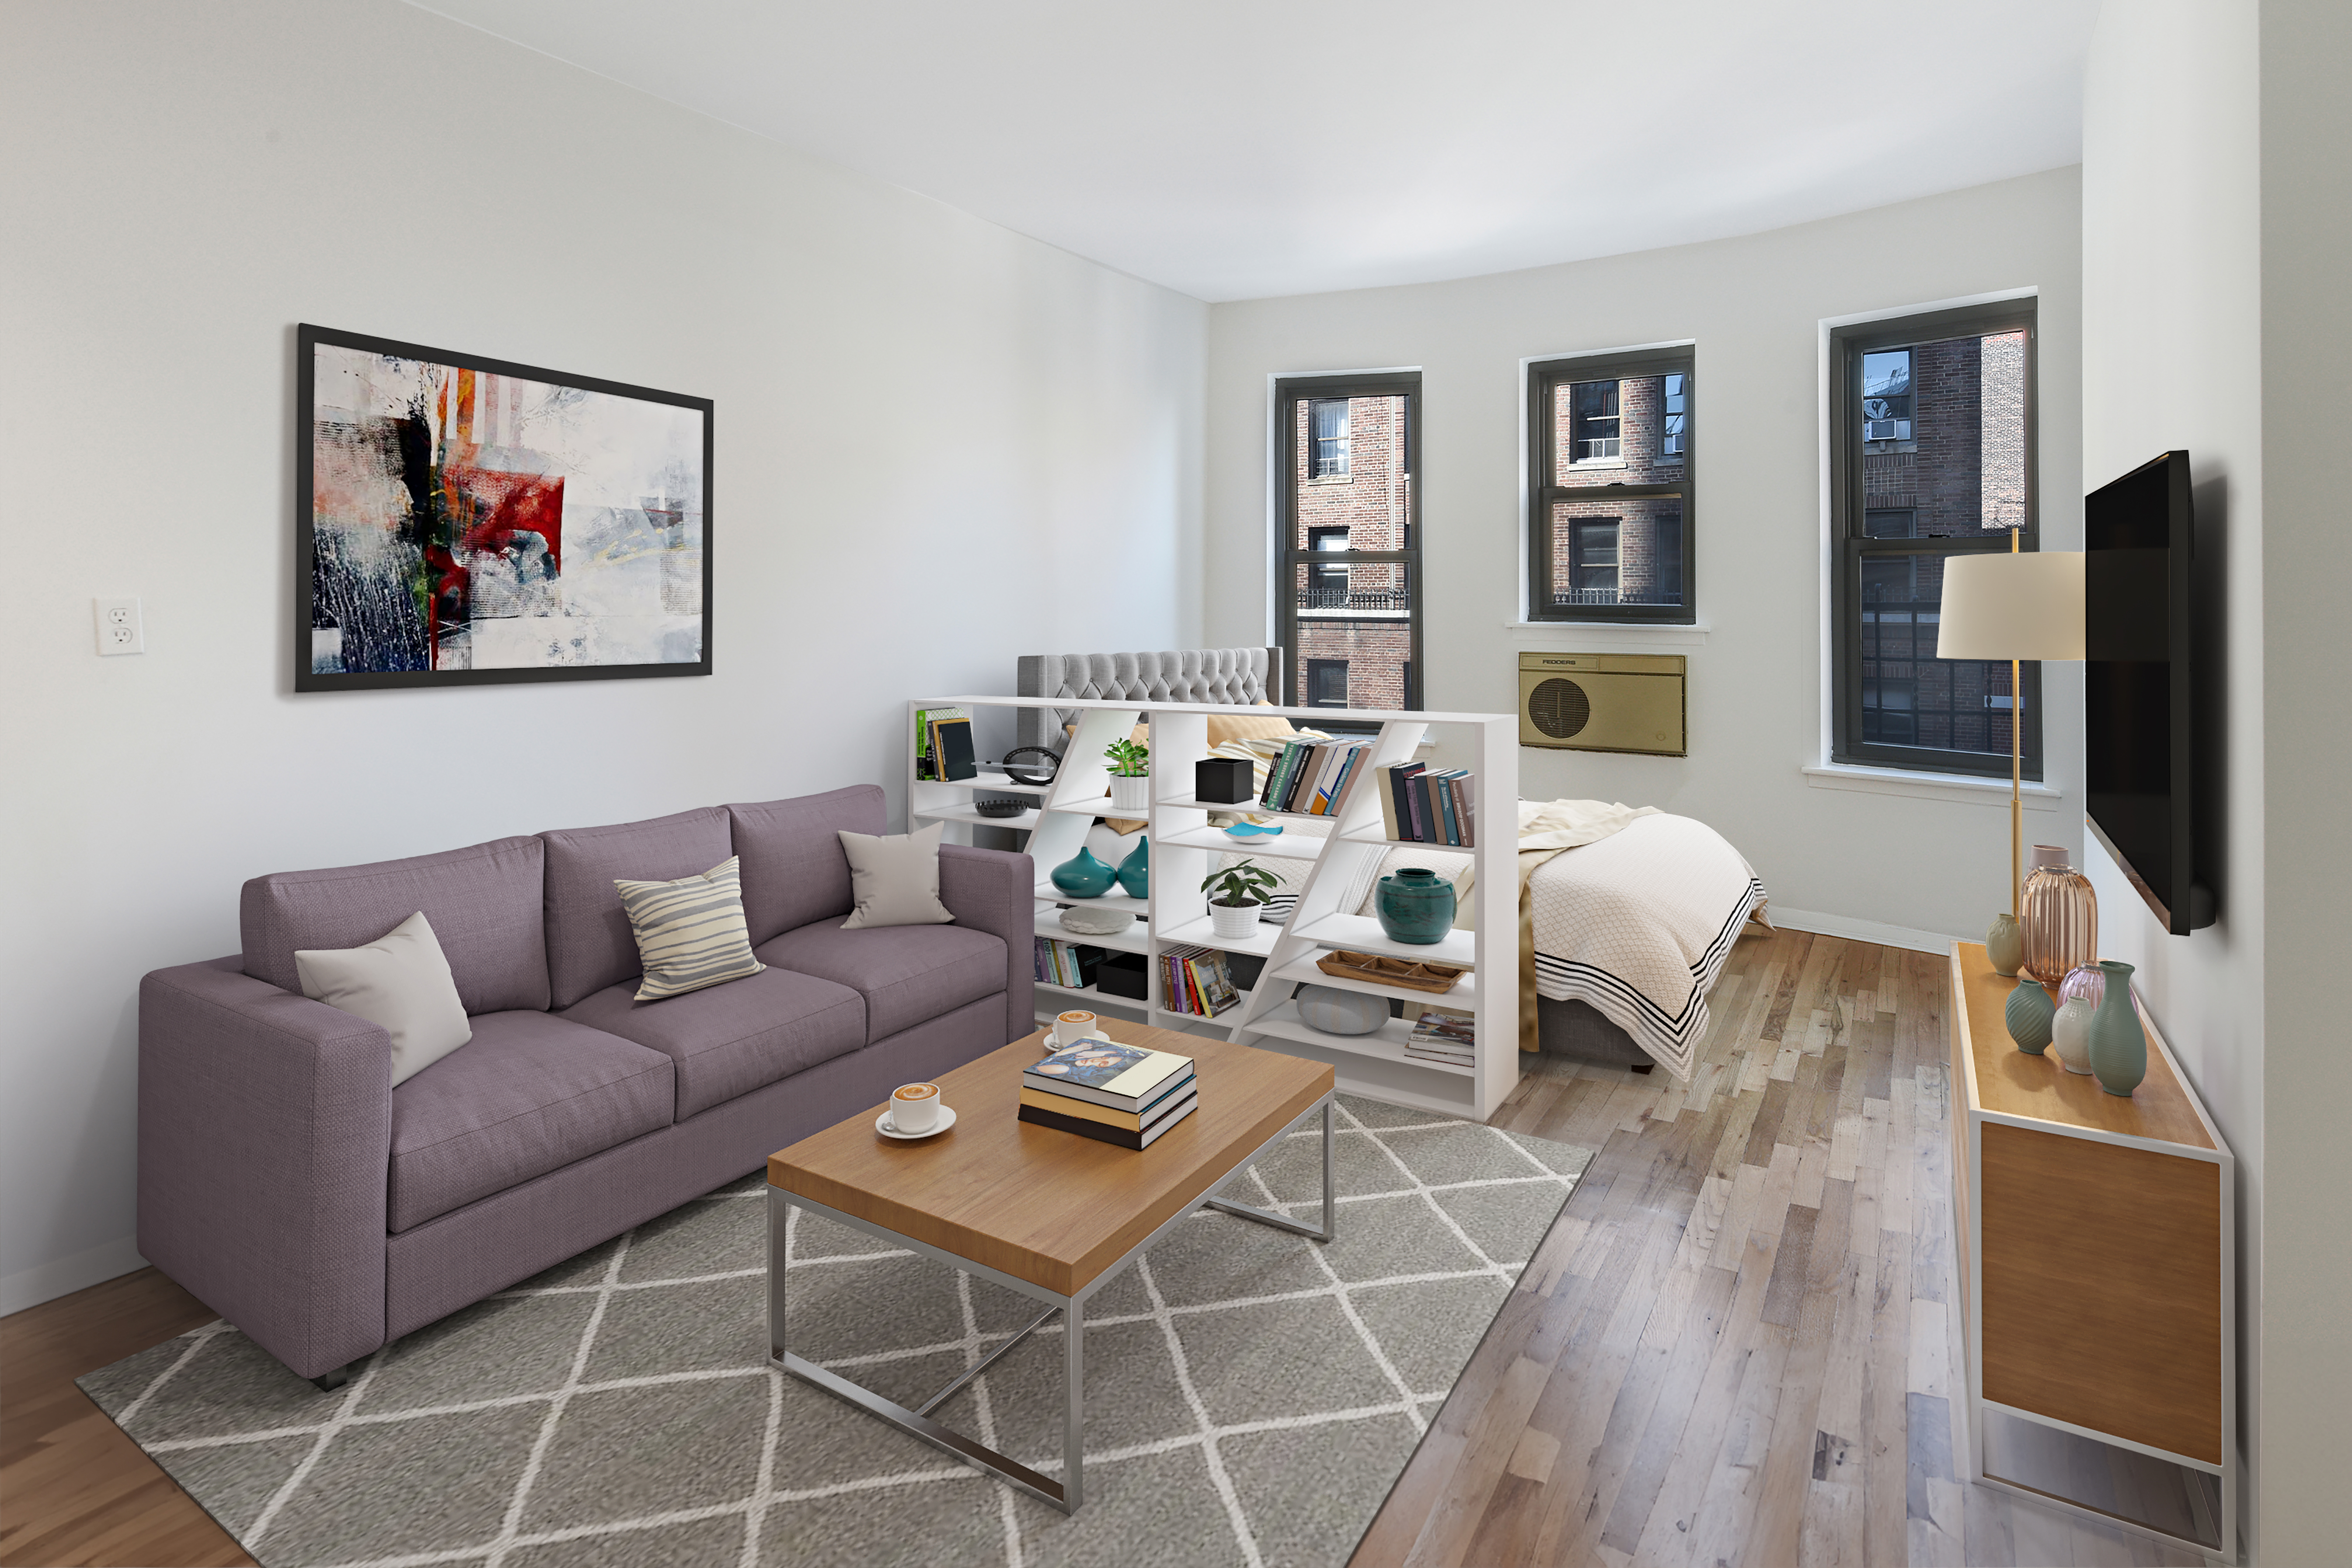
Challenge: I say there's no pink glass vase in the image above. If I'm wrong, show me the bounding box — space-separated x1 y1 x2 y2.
2020 845 2097 985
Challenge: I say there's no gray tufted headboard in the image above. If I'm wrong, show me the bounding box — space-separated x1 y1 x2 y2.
1015 648 1284 750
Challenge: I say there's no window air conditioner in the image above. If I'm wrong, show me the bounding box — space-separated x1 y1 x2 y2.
1518 652 1687 756
1864 419 1903 441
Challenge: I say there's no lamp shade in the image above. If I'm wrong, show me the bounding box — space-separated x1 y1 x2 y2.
1936 551 2085 661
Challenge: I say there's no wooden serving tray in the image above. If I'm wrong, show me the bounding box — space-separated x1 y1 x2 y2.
1315 949 1467 994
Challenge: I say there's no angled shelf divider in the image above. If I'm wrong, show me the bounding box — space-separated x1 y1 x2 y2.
906 695 1518 1119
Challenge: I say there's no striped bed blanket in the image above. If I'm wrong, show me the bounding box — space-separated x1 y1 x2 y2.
1527 812 1767 1080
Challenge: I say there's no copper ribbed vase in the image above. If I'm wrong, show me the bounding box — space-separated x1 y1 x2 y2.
2020 846 2097 985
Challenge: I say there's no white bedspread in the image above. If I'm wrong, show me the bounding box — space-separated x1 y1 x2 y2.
1528 813 1766 1079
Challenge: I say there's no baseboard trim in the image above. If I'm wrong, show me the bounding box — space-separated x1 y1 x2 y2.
1766 906 1958 957
0 1234 148 1318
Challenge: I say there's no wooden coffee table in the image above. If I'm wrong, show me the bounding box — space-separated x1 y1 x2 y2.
765 1021 1336 1512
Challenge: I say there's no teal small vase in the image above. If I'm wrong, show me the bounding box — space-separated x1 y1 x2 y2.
2087 959 2147 1097
2004 976 2055 1055
1375 868 1456 945
1115 835 1149 899
1049 845 1118 899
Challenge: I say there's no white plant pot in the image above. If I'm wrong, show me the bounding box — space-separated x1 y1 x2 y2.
1109 774 1152 814
1209 900 1262 940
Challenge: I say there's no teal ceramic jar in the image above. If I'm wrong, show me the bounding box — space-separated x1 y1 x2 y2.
2087 959 2147 1097
1115 835 1149 899
1049 845 1118 899
1375 868 1456 945
2004 975 2055 1054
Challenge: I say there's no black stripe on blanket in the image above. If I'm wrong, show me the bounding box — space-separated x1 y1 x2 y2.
1533 879 1765 1052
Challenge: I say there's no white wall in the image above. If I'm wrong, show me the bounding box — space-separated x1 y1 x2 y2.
0 0 1205 1312
1204 170 2083 947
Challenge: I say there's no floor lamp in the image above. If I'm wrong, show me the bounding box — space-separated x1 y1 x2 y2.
1935 540 2083 971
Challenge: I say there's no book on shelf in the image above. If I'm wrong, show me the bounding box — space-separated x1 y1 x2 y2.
1023 1039 1193 1109
1375 763 1477 845
1033 938 1105 991
1157 944 1239 1018
930 716 977 782
1404 1009 1476 1065
913 706 967 780
1019 1090 1197 1149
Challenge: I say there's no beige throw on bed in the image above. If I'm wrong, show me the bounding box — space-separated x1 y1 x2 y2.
1515 800 1660 1054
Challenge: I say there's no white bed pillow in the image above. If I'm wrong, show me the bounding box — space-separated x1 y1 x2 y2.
295 910 473 1087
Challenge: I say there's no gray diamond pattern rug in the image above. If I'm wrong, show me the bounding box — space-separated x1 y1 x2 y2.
81 1094 1589 1568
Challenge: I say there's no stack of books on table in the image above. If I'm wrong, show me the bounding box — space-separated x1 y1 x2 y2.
1376 763 1477 846
1404 1009 1476 1068
1258 737 1376 816
1158 944 1240 1018
1019 1039 1198 1149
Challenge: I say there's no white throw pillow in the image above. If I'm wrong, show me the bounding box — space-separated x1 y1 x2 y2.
838 823 956 929
295 911 473 1087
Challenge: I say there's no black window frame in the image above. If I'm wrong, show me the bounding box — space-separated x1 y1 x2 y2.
1308 398 1351 479
1831 299 2042 779
1275 371 1422 720
1305 658 1351 708
1526 345 1696 624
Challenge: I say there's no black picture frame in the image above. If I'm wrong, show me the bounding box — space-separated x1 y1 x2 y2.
295 323 714 692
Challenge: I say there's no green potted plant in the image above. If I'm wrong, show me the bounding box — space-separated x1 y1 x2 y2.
1202 859 1278 939
1104 735 1151 814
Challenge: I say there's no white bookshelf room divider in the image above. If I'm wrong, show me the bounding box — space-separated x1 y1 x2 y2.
907 697 1519 1119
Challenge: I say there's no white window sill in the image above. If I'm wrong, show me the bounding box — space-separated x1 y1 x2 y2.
1802 763 2066 810
1504 619 1709 645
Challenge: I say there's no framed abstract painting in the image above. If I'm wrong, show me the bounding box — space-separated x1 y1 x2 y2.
295 324 713 691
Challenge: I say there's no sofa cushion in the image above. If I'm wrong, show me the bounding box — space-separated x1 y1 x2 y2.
558 964 867 1119
388 1010 673 1233
541 807 734 1010
243 836 550 1014
755 918 1007 1043
728 785 885 945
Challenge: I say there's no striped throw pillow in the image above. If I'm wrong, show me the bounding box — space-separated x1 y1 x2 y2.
614 856 766 1002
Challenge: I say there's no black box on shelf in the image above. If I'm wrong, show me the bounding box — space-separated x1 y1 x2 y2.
1071 944 1107 989
1093 949 1151 1001
1223 950 1268 993
1193 756 1255 804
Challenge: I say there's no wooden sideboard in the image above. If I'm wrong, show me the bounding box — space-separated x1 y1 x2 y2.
1948 941 2237 1561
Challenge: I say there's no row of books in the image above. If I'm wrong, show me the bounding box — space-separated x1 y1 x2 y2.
1158 945 1241 1018
1376 762 1478 847
914 706 978 781
1033 938 1106 990
1020 1038 1198 1149
1258 738 1374 816
1405 1010 1475 1068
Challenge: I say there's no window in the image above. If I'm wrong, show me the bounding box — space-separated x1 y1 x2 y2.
1832 300 2038 777
1277 372 1420 717
1527 347 1694 623
1306 659 1350 707
1309 399 1351 479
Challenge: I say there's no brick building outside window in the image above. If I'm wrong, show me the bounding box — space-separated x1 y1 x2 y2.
1275 372 1420 713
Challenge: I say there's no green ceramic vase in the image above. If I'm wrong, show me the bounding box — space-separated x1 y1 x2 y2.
2087 959 2147 1097
2004 975 2054 1055
1049 845 1118 899
1115 835 1149 899
1375 868 1456 945
1986 913 2024 977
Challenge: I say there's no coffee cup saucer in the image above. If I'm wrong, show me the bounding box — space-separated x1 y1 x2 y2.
875 1104 957 1141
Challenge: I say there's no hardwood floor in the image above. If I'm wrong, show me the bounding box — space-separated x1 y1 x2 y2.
1354 925 2205 1568
0 1268 250 1566
0 927 2202 1568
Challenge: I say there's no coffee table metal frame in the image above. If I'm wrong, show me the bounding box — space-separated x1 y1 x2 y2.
768 1093 1336 1513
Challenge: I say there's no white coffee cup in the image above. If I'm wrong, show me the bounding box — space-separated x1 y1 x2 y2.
890 1082 942 1134
1053 1010 1100 1048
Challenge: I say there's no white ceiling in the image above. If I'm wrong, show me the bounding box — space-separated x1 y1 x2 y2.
411 0 2098 303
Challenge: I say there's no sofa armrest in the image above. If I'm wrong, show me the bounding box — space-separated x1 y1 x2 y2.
138 957 394 1380
937 845 1034 1044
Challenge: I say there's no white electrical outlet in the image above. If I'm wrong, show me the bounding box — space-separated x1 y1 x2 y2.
94 597 145 656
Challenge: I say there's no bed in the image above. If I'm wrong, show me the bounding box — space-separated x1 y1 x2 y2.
1014 646 1765 1077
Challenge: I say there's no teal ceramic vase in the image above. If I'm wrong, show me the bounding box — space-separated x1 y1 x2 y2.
1115 835 1149 899
1986 913 2024 977
2004 976 2055 1055
1049 845 1118 899
1375 868 1456 945
2087 959 2147 1097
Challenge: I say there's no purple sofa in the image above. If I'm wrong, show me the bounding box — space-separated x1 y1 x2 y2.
136 784 1032 1385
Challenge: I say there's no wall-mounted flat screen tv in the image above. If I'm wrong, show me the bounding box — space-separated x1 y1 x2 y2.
2084 450 2212 933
